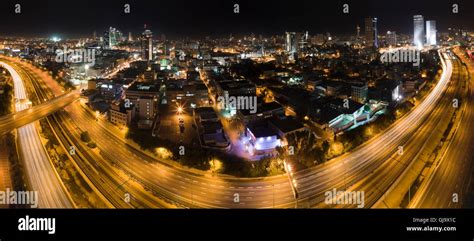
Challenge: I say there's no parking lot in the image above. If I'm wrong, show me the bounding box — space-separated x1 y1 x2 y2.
155 105 200 146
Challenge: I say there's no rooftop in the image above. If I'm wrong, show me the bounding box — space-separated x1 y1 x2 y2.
240 101 283 116
269 116 304 133
128 82 160 92
219 80 255 91
247 124 278 138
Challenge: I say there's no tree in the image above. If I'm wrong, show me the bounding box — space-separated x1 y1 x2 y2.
80 131 92 143
322 140 330 154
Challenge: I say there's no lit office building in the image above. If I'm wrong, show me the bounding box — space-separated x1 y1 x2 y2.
103 27 122 49
386 31 397 46
364 17 378 48
285 32 298 54
413 15 425 48
141 28 153 61
298 31 309 51
351 82 368 104
426 20 437 46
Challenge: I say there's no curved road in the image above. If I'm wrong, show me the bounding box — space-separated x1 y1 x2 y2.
410 48 474 208
0 61 73 208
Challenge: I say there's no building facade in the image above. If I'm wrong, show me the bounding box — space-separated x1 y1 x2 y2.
365 17 378 48
413 15 425 48
426 20 437 46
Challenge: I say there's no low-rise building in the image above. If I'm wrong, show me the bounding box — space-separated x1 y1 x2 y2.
311 98 369 134
95 79 123 100
351 82 368 104
268 116 305 140
109 101 135 128
372 78 403 103
193 107 230 149
165 83 209 108
245 124 281 156
215 79 256 98
238 101 285 124
125 82 160 122
194 107 219 123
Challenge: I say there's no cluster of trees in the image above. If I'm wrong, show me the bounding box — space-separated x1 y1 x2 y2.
38 61 74 91
5 133 28 195
210 153 284 177
126 126 210 171
338 106 406 152
277 130 327 171
126 125 285 177
56 77 75 91
80 131 97 148
40 119 60 149
229 59 277 80
0 83 13 116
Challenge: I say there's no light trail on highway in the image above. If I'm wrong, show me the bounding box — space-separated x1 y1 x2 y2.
0 61 73 208
410 48 474 208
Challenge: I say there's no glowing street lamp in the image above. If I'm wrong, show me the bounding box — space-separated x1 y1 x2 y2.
176 103 184 115
292 179 298 188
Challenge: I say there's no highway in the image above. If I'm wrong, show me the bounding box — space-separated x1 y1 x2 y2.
2 49 459 209
410 48 474 208
0 60 73 208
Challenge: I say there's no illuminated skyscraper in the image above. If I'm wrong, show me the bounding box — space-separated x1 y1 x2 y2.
141 27 153 61
103 30 110 48
298 31 309 50
386 31 397 46
413 15 425 48
285 32 308 54
364 17 378 48
285 32 297 54
103 27 123 49
426 20 437 46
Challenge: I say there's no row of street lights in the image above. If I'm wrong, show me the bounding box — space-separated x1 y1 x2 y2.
283 160 299 208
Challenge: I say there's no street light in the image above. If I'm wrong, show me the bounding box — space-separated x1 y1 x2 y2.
176 103 184 116
272 184 275 208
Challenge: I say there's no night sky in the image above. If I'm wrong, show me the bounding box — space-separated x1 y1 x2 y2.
0 0 472 39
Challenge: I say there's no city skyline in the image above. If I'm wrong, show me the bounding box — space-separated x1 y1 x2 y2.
0 0 472 39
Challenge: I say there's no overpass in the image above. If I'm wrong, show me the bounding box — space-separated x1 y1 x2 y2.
0 91 80 136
